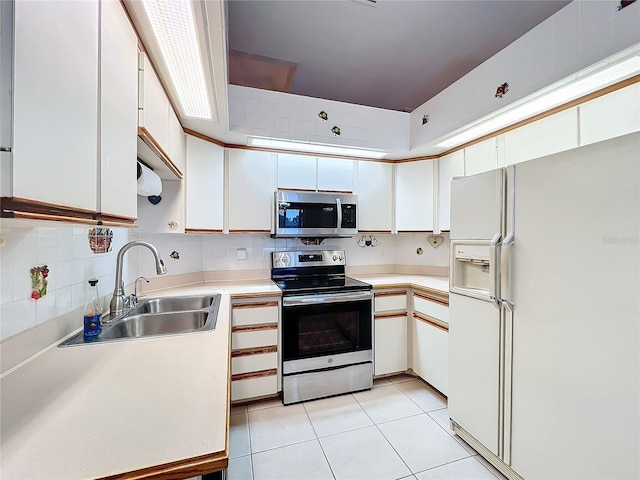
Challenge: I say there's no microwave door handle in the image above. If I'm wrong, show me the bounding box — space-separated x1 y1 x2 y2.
336 197 342 232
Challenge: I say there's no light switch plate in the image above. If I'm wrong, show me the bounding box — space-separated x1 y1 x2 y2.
236 248 247 260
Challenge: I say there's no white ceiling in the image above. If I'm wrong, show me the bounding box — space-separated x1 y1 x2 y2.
226 0 572 112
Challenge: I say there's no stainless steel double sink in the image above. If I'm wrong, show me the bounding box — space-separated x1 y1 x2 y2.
60 294 220 347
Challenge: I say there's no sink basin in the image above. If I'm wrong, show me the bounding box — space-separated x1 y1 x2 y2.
129 295 217 315
100 311 211 340
59 294 220 347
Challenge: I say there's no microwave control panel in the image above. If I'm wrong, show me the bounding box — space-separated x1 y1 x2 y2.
341 204 357 228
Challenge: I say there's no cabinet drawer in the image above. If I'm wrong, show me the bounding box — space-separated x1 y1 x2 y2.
232 326 278 350
232 302 279 327
374 291 407 312
413 295 449 323
232 351 278 376
231 372 278 402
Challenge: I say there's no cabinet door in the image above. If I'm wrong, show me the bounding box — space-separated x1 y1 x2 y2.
437 151 465 232
185 135 224 231
228 149 277 232
13 0 98 210
374 315 408 375
140 52 169 153
99 0 138 218
503 108 578 165
168 108 186 175
317 157 354 192
277 153 316 190
395 160 434 232
137 179 184 233
579 84 640 147
465 137 497 176
412 316 448 395
356 161 393 232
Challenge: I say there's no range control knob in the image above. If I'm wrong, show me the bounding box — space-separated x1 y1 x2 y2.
332 255 338 261
339 254 344 261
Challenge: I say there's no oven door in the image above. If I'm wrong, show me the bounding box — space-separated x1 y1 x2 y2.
281 291 373 373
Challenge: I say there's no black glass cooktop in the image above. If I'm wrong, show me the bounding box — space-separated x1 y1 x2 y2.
274 275 372 296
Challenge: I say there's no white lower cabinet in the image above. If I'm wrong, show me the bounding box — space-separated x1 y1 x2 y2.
373 290 408 376
230 298 280 403
375 314 408 375
411 291 449 395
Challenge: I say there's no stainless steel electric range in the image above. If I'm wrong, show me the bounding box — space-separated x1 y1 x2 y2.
272 250 374 405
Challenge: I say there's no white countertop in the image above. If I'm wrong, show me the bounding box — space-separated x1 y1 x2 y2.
351 274 449 294
0 276 444 479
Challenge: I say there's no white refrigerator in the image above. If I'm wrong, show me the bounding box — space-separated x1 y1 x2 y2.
448 132 639 480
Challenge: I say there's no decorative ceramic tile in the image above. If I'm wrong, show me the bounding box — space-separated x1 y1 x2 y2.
248 403 316 453
252 439 333 480
353 385 422 425
303 393 373 437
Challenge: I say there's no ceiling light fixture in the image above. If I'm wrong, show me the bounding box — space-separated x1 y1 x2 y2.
249 137 387 159
141 0 211 119
436 53 640 149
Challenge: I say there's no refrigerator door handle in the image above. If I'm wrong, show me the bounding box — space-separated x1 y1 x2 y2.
501 233 514 309
489 233 501 308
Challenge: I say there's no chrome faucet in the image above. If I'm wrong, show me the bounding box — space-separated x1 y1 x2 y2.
131 276 149 308
109 241 167 318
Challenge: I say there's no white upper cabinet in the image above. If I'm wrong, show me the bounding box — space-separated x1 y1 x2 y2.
503 108 579 165
437 151 465 232
11 0 99 211
99 0 138 219
579 83 640 147
395 160 435 232
185 135 224 231
465 137 497 176
276 153 355 192
228 149 277 232
317 157 354 192
139 52 169 149
168 108 186 174
277 153 316 190
356 161 393 232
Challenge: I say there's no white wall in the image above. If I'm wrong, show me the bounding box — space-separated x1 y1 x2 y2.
0 224 137 341
229 85 410 152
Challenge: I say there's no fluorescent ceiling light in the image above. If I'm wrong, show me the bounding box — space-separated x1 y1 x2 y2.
436 54 640 149
249 137 387 159
142 0 211 119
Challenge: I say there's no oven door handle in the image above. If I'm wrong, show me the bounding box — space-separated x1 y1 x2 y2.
283 291 372 306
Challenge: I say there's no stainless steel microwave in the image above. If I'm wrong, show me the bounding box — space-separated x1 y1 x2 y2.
273 190 358 238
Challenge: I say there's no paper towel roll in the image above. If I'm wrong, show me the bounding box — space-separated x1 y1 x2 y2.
137 162 162 196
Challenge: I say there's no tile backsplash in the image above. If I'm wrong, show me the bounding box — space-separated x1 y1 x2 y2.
1 223 449 342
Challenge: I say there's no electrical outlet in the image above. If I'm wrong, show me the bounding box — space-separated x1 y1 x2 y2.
236 248 247 260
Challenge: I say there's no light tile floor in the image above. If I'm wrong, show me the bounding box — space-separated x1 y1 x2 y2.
228 374 507 480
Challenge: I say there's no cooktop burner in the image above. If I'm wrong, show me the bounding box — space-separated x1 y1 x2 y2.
271 250 371 296
274 275 371 296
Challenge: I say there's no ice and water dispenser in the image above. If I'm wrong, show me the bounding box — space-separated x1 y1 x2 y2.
450 241 494 300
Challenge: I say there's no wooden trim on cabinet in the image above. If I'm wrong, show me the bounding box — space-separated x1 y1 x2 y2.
98 450 228 480
231 292 282 299
358 230 393 234
374 311 408 319
0 197 138 226
413 290 449 306
138 127 184 180
228 230 272 234
184 128 226 147
184 228 223 234
231 369 278 382
394 155 438 163
374 290 407 298
232 301 279 309
396 230 434 234
231 346 278 358
413 312 449 332
232 323 278 333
